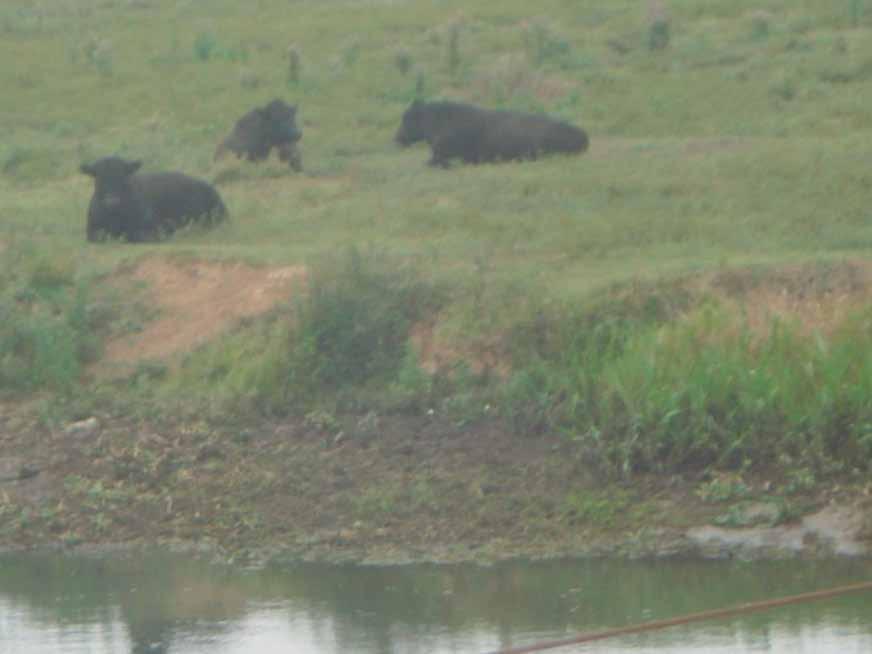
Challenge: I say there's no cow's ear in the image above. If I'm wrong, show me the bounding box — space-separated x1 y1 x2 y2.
124 160 142 176
80 162 96 177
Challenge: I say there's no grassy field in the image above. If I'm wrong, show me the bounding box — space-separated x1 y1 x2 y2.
3 0 872 478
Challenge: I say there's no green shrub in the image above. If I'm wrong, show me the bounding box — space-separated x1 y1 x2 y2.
287 247 440 397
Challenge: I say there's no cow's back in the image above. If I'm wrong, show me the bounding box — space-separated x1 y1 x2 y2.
132 172 226 234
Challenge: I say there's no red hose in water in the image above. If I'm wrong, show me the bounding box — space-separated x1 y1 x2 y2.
484 580 872 654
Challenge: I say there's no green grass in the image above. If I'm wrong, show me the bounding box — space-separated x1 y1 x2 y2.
500 300 872 474
4 0 872 475
4 0 872 272
0 239 121 394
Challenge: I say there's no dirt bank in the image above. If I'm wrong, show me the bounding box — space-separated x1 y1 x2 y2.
94 258 307 377
1 405 869 564
3 257 872 564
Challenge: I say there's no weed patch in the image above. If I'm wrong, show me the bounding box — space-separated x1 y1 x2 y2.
0 244 112 394
498 278 872 477
290 248 438 393
162 248 443 415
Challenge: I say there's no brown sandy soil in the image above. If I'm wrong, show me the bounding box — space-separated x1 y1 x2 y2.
96 258 307 373
96 256 505 377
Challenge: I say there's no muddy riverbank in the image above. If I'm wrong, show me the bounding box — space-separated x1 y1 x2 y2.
1 406 869 565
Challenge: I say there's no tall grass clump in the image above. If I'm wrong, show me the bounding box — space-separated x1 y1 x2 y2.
606 306 872 472
749 10 772 41
287 247 441 400
414 71 427 97
287 44 301 84
0 246 102 394
193 32 217 61
500 297 872 477
394 47 413 76
447 22 462 77
340 39 361 69
646 0 671 51
83 37 113 76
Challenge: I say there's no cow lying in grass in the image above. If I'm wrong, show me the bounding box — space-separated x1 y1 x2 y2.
81 156 227 243
395 100 589 167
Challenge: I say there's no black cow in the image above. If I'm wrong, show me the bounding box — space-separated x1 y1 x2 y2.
215 99 303 171
395 100 589 167
81 156 227 243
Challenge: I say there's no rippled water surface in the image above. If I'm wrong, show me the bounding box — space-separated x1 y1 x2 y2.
1 552 870 653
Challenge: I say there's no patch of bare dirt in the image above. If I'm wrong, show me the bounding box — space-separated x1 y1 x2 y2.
687 502 871 558
99 258 307 370
1 405 868 563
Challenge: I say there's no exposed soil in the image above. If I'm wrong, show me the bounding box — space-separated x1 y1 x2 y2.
97 258 307 373
98 256 506 377
0 407 868 564
96 257 872 379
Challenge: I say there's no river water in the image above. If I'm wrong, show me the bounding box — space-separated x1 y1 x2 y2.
0 552 870 653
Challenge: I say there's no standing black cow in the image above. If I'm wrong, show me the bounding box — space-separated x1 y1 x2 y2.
215 99 303 171
81 156 227 243
395 100 589 167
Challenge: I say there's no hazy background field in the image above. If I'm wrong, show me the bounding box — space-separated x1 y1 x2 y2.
3 0 872 278
3 0 872 475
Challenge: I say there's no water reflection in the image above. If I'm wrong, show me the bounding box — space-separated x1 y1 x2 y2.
0 552 870 653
